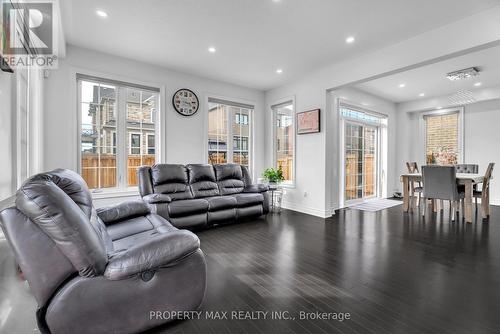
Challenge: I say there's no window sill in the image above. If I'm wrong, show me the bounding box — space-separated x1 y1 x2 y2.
279 183 296 189
91 187 140 200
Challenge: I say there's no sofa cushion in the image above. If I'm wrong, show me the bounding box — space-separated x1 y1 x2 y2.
231 193 264 207
142 193 172 204
206 196 237 211
187 164 219 198
243 184 269 193
151 164 193 200
97 200 150 225
168 199 209 218
214 164 245 195
106 216 154 241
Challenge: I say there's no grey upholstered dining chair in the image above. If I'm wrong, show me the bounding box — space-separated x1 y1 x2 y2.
422 166 465 221
473 163 495 220
406 162 422 210
455 164 479 174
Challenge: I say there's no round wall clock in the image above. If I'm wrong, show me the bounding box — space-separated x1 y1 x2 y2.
172 88 199 116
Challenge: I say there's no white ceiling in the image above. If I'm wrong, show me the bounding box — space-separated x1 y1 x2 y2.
356 45 500 103
61 0 500 90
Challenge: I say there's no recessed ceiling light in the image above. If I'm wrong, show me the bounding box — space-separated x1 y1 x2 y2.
345 36 355 44
96 10 108 18
276 68 283 74
436 106 442 110
474 82 482 87
419 93 425 97
399 83 406 88
208 47 216 53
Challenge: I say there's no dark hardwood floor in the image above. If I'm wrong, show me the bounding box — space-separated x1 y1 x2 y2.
2 204 500 333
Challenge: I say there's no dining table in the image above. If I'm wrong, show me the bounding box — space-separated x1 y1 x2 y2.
400 172 486 223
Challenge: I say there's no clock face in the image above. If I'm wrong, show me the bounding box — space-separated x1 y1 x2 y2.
172 89 199 116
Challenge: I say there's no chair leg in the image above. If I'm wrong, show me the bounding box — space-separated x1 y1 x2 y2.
448 200 452 218
451 201 456 222
481 193 488 220
461 199 465 220
410 184 415 211
422 197 427 216
418 193 422 207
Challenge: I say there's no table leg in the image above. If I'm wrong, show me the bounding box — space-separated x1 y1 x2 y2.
402 176 409 212
271 191 275 212
410 182 416 211
465 181 473 223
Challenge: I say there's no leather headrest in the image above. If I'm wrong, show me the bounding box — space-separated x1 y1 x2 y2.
187 164 216 183
151 164 188 186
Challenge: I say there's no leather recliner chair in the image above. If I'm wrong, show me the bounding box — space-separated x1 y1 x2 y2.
0 169 207 334
138 163 270 229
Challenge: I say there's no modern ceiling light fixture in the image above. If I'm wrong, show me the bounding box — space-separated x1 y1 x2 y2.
446 67 479 81
96 10 108 18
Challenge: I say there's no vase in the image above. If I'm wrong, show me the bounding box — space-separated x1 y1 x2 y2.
268 181 278 190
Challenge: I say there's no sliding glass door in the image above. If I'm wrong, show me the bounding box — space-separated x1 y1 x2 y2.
344 121 378 202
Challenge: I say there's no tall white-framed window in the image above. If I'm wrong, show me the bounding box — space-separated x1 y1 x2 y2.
271 100 295 185
207 97 254 171
338 102 388 206
421 108 464 165
77 74 160 190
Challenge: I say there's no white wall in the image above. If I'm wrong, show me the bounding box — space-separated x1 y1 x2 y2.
0 72 13 200
465 99 500 204
395 98 500 205
265 6 500 217
44 45 265 207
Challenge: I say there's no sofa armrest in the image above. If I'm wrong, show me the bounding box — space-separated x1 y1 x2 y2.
142 193 172 204
97 200 150 225
104 230 200 280
243 184 269 193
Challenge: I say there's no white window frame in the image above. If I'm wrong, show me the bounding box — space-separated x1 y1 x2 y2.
128 132 142 155
112 131 117 154
204 95 255 176
77 75 161 193
419 107 464 165
233 135 249 151
147 133 155 155
235 113 249 125
338 100 388 207
271 97 296 187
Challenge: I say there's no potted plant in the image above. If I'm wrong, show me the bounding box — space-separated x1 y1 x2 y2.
262 167 285 189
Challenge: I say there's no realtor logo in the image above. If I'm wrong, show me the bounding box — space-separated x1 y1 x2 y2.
1 1 58 69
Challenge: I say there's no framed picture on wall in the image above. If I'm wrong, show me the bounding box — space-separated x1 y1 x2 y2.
297 109 320 134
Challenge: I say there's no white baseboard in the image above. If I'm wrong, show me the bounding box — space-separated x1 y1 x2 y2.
280 200 333 218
